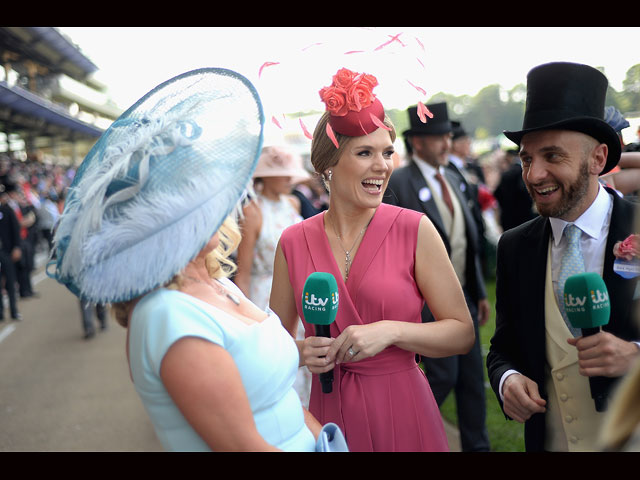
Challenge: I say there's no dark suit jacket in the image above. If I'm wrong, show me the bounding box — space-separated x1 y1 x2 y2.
486 188 639 451
0 203 21 254
493 163 537 231
383 160 487 316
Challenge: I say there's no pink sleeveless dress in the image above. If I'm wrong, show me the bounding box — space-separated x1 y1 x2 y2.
280 203 449 452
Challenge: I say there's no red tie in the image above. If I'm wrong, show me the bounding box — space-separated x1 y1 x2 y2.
434 172 454 216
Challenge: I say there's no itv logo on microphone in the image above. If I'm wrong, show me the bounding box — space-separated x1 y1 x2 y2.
303 291 339 312
564 288 610 313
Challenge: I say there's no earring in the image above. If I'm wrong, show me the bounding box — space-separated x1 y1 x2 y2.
327 170 333 181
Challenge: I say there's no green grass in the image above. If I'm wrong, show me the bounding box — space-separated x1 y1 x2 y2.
437 277 526 452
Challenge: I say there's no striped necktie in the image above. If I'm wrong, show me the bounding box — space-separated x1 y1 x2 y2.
557 224 585 336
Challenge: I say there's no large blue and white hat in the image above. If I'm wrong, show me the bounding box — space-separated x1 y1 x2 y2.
48 68 265 303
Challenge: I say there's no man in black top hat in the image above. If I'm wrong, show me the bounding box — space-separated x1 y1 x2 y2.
486 62 640 451
450 120 485 186
448 120 489 275
383 102 490 452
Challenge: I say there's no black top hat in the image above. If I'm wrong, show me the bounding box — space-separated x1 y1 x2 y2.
451 120 467 141
503 62 620 175
403 102 452 137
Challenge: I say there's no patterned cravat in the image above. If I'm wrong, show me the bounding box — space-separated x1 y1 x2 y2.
434 172 454 216
557 224 585 336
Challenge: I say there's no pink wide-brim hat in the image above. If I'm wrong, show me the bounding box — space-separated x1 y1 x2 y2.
252 145 310 183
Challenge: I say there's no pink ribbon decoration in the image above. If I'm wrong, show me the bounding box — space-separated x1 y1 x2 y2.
258 61 280 78
299 118 313 140
417 102 433 123
326 123 340 149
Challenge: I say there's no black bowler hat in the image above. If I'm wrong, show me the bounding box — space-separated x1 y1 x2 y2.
503 62 620 175
403 102 452 137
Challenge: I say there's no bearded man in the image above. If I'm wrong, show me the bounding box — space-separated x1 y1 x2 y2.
486 62 640 452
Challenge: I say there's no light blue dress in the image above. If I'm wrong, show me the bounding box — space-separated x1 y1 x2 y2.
128 279 316 452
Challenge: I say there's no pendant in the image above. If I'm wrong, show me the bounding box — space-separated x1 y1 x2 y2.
345 253 351 280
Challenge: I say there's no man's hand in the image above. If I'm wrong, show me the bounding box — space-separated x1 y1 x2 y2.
477 298 491 327
567 331 640 378
502 373 547 423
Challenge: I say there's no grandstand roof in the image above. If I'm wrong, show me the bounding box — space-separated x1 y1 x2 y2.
0 27 98 82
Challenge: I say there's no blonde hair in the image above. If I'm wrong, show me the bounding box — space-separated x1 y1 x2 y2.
599 360 640 450
111 215 242 327
310 111 397 190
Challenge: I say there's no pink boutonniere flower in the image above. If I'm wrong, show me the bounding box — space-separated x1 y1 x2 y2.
613 234 640 261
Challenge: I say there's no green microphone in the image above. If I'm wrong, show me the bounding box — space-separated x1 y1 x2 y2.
563 272 611 411
302 272 339 393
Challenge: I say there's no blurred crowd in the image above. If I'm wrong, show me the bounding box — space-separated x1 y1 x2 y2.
0 153 76 320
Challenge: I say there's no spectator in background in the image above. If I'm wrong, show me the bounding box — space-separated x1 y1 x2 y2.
449 120 485 185
294 175 329 214
448 120 499 276
5 181 37 298
79 300 107 339
493 148 537 232
234 145 313 407
0 184 22 321
384 102 490 452
599 106 640 198
36 190 59 252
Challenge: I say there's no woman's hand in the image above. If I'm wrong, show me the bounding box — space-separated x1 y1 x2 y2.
300 335 335 374
326 322 396 364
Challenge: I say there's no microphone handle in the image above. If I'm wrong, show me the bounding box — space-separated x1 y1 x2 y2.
315 324 333 394
581 326 608 412
582 327 601 337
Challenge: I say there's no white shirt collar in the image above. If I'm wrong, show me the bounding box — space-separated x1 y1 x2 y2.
413 155 443 179
550 184 612 245
448 154 465 170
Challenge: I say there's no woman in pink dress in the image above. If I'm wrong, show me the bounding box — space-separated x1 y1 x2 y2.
269 68 475 452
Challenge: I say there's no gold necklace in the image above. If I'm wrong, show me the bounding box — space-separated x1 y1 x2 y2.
329 214 372 281
183 275 240 306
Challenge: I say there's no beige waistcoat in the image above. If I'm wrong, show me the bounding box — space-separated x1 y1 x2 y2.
427 174 467 286
543 241 606 451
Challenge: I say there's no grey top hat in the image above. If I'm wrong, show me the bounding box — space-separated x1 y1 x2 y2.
403 102 452 137
503 62 621 175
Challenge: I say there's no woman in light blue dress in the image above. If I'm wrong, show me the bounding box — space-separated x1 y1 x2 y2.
122 218 319 451
48 68 322 451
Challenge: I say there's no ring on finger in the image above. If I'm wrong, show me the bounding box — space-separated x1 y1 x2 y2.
348 347 358 357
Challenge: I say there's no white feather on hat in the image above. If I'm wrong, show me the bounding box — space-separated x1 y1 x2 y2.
49 68 264 303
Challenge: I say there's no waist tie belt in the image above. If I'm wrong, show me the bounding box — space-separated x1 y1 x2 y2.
312 347 421 438
339 347 419 375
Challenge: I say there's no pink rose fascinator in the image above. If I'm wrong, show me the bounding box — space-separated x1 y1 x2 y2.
318 67 390 148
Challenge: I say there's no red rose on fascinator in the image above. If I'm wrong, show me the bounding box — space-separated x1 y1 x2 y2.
319 68 379 116
613 234 640 261
319 85 350 116
332 68 356 87
319 68 388 147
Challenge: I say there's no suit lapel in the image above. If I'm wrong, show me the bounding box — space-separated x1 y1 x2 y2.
407 161 447 241
444 167 479 248
522 217 551 338
602 191 635 328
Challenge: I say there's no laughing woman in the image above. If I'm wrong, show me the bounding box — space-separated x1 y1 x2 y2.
269 68 475 452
